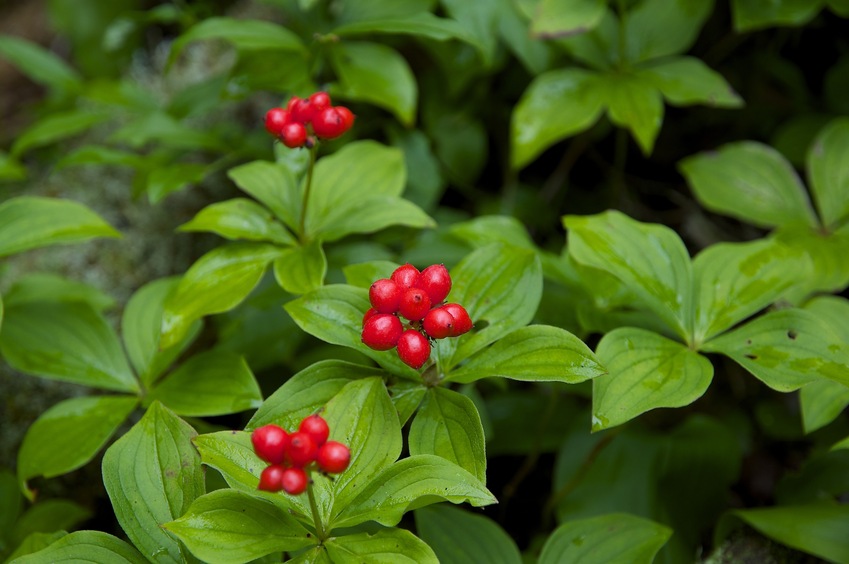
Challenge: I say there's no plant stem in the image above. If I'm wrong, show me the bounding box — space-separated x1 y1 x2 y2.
298 144 318 242
306 479 327 541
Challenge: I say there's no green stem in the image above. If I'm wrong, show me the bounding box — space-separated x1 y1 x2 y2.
298 144 318 242
306 479 327 541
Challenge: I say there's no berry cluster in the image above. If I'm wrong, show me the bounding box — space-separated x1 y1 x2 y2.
264 91 355 148
361 264 473 369
251 414 350 495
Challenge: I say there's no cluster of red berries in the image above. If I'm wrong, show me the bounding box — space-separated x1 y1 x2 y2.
264 91 354 148
361 264 473 369
251 414 350 495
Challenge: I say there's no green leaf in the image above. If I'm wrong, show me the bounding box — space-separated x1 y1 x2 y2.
0 196 120 258
557 10 619 70
593 328 713 430
624 0 714 62
446 325 605 385
11 111 110 158
511 68 604 169
342 260 398 288
800 380 849 434
408 388 488 482
314 195 435 243
56 145 146 169
731 0 822 31
702 308 849 391
122 277 200 388
9 531 146 564
679 141 819 229
692 239 810 344
435 244 543 371
161 243 283 348
329 41 417 126
12 499 91 546
146 162 208 204
149 351 262 416
102 401 203 563
0 469 22 543
388 380 427 426
530 0 605 38
773 225 849 297
592 72 664 155
0 301 138 392
0 150 26 181
6 531 67 562
539 513 672 564
273 240 327 294
4 273 115 311
284 285 419 378
168 17 305 66
324 529 438 564
17 396 137 499
332 454 496 529
565 210 693 340
721 503 849 562
227 160 300 233
803 294 849 341
110 112 224 152
414 504 520 564
0 34 81 92
163 490 313 564
807 117 849 229
179 198 295 246
333 12 468 42
637 56 744 108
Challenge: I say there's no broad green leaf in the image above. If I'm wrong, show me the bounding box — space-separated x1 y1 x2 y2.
565 210 693 340
161 243 283 348
415 504 520 564
227 160 300 233
449 215 535 250
829 0 849 16
0 150 26 181
122 277 201 388
692 239 810 344
17 396 137 499
721 504 849 563
773 225 849 297
702 308 849 391
435 244 543 371
168 17 305 66
388 380 427 426
0 301 137 392
9 531 146 564
0 196 120 258
637 56 744 108
285 546 330 564
530 0 606 38
593 328 713 430
342 260 398 288
800 380 849 434
149 351 262 416
284 285 419 378
439 0 499 65
539 513 672 564
557 10 619 70
511 68 604 169
332 454 496 529
324 528 438 564
57 145 146 169
163 490 313 564
4 272 115 311
804 295 849 341
11 499 91 547
623 0 713 62
731 0 821 31
592 72 664 155
247 360 383 431
807 117 849 229
11 111 109 158
498 0 553 74
0 469 21 542
273 240 327 294
329 41 417 126
446 325 605 385
333 12 468 42
102 402 204 563
0 35 81 92
679 141 818 229
387 126 445 210
314 195 435 243
179 198 295 246
6 531 67 562
110 112 224 152
409 388 488 482
146 162 208 203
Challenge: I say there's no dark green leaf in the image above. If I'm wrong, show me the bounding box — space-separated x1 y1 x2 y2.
0 34 81 92
12 499 91 546
624 0 714 62
773 225 849 297
800 380 849 433
6 531 67 562
637 56 743 108
4 273 115 311
11 111 109 158
324 528 438 563
314 195 435 243
592 72 664 155
388 380 427 426
146 162 208 204
731 0 822 31
415 504 520 564
440 0 498 65
530 0 606 38
110 112 225 152
56 145 146 169
102 402 203 562
342 260 398 289
227 160 300 233
179 198 295 246
333 12 468 42
0 150 26 181
0 469 22 544
273 240 327 294
9 531 146 564
807 117 849 229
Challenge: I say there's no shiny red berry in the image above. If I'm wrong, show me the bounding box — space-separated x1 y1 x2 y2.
299 414 329 447
398 287 431 321
289 97 315 124
286 96 301 113
258 464 286 492
264 108 290 136
416 264 452 304
316 441 350 474
281 467 308 495
362 307 379 325
422 306 454 339
397 329 431 369
251 425 289 465
336 106 355 130
361 313 403 351
391 263 420 289
312 106 355 139
280 122 307 148
309 91 332 112
442 303 472 336
287 431 318 467
369 278 402 313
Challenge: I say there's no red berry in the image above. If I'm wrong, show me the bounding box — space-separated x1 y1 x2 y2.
299 414 329 447
416 264 452 304
258 464 286 492
391 263 420 289
398 287 431 321
309 91 332 112
286 431 318 467
316 441 350 474
264 108 290 136
397 329 431 369
281 467 308 495
336 106 355 130
286 96 301 113
362 307 379 325
369 278 402 313
290 97 315 124
251 425 289 465
361 313 403 351
422 306 454 339
442 303 473 336
312 106 354 139
280 122 307 148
